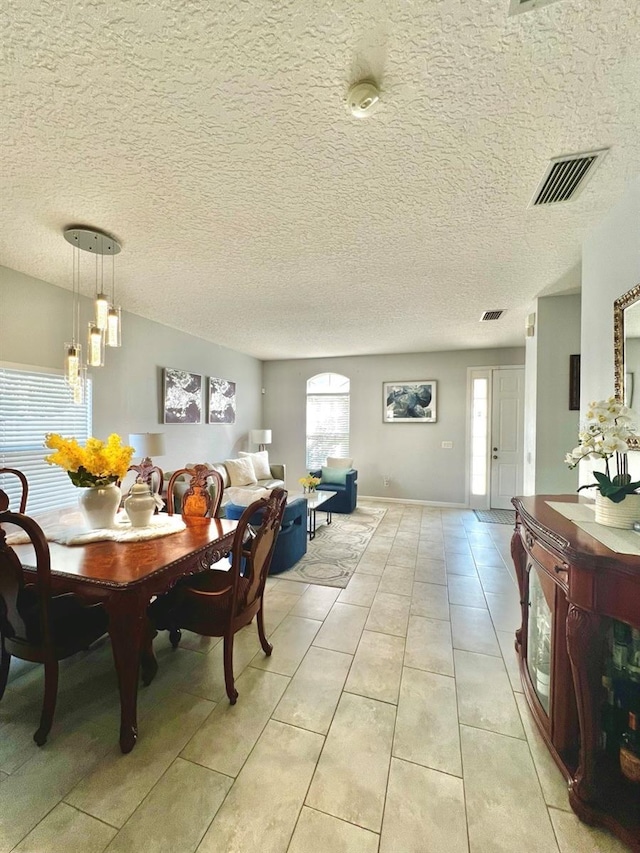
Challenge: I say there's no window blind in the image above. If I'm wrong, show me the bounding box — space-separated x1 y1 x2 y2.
0 367 92 514
306 393 350 469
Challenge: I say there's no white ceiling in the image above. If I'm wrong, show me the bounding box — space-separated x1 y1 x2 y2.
1 0 639 360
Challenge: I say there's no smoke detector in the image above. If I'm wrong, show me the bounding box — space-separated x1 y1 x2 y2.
347 81 381 118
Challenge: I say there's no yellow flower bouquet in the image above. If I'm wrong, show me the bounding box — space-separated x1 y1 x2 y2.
298 474 321 492
45 433 134 488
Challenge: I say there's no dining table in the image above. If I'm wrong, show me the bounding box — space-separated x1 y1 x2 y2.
10 508 237 753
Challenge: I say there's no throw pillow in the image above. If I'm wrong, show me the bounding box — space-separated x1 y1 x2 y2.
225 486 271 506
326 456 353 469
224 457 258 487
321 465 348 485
238 450 271 480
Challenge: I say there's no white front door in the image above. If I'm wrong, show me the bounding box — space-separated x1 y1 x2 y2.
490 368 525 510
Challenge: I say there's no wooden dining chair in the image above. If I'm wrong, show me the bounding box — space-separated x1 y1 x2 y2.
166 465 224 518
126 461 164 499
0 468 28 513
0 489 109 745
147 488 287 704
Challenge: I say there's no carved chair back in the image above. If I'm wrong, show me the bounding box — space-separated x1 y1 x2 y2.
166 466 224 517
0 488 109 745
0 489 52 653
126 461 164 496
0 468 28 513
233 488 288 613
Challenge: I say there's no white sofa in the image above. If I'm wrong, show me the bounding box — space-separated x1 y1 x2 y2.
166 458 285 516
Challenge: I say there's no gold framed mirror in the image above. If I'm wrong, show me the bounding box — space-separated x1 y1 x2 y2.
614 283 640 448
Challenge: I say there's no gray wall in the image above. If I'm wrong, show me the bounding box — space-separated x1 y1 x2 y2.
264 348 525 504
0 265 264 472
523 294 581 495
581 177 640 408
581 177 640 484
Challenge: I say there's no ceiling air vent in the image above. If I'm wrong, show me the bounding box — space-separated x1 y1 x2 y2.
508 0 561 15
481 310 505 322
530 149 608 206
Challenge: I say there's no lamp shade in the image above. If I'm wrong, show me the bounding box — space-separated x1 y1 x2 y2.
250 429 272 446
128 432 166 458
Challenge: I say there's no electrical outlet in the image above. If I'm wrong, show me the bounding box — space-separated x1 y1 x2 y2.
441 441 453 449
383 475 390 487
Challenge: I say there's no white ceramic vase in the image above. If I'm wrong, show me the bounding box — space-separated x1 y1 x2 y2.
79 483 121 530
594 492 640 529
123 482 156 528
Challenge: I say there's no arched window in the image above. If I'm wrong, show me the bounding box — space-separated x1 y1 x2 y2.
306 373 350 469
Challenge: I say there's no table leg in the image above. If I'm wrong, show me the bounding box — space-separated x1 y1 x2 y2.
326 510 332 526
308 507 317 540
105 590 147 754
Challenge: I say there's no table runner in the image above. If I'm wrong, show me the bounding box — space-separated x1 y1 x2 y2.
5 512 186 547
546 500 640 556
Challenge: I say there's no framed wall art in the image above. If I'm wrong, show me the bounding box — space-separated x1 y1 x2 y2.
383 380 437 423
163 368 203 424
208 377 236 424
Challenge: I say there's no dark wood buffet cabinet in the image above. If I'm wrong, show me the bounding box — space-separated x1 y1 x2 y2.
512 495 640 852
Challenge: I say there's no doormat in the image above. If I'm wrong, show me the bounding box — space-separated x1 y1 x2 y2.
474 509 516 525
277 506 387 588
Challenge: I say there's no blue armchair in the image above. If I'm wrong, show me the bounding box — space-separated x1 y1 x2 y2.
225 496 307 574
311 468 358 514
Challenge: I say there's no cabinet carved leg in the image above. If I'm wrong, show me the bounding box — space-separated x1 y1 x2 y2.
511 526 526 653
566 604 603 805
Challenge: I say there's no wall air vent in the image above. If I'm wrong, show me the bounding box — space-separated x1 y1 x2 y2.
508 0 561 15
481 310 505 322
530 149 608 206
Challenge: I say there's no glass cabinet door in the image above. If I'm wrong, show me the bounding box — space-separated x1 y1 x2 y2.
528 565 553 715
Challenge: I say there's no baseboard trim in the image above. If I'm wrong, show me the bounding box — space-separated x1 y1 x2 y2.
359 495 469 509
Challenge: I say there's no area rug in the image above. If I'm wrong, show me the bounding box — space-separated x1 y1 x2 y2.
474 509 516 525
278 506 387 588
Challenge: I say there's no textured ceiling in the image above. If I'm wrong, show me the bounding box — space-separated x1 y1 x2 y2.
1 0 639 360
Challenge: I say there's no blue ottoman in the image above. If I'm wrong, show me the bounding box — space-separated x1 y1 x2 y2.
224 496 307 574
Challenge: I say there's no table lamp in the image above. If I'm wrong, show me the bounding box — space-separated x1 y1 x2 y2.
128 432 166 466
250 429 272 452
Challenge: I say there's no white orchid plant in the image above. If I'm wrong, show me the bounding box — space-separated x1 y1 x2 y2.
565 397 640 503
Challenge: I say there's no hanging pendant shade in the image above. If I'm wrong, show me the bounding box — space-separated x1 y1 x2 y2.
87 322 104 367
95 292 109 330
64 342 81 385
107 305 121 347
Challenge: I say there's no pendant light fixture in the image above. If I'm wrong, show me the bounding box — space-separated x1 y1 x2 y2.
63 227 122 398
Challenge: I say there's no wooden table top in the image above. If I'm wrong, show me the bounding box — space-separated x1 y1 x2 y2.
10 508 237 588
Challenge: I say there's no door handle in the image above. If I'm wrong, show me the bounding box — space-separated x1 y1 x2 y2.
492 455 498 459
493 447 498 451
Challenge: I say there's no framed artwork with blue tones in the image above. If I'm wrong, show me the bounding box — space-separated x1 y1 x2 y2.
383 380 437 423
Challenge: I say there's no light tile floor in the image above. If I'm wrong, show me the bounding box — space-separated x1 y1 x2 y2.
0 501 632 852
